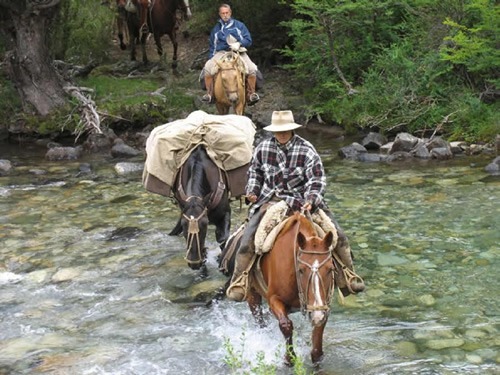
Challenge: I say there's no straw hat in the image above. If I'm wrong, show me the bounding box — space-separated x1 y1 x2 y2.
263 110 303 132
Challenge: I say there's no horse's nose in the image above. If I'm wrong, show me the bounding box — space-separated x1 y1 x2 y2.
309 311 327 327
188 262 203 270
228 93 239 103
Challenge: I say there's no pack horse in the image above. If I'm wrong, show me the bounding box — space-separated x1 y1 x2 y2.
169 145 231 270
121 0 192 67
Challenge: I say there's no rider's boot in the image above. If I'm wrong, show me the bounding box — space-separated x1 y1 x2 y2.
322 209 365 297
226 248 255 301
246 74 259 106
333 231 365 297
226 209 264 301
202 75 214 103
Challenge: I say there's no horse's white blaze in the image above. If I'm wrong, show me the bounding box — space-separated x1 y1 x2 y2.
311 260 324 307
310 259 327 326
182 0 192 18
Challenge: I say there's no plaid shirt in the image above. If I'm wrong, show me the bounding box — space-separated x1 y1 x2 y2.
247 134 327 216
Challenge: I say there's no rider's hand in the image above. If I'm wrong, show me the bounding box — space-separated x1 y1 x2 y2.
302 201 312 211
230 42 241 51
247 193 257 203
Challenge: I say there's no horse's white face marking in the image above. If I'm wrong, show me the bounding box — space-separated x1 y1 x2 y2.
182 0 192 18
310 259 327 326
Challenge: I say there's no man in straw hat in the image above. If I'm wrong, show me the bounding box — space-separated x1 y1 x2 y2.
226 110 365 301
201 3 260 105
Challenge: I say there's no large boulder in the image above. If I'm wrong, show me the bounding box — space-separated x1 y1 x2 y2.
361 132 388 150
390 133 420 153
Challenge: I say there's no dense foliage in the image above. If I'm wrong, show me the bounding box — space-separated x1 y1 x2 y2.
279 0 499 140
0 0 497 142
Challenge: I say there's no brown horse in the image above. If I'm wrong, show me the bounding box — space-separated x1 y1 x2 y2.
124 0 192 68
213 52 246 115
221 211 336 365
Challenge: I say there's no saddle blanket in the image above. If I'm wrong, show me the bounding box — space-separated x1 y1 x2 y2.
143 110 256 197
254 201 339 255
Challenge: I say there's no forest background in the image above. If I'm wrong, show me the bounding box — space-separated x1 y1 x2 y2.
0 0 498 143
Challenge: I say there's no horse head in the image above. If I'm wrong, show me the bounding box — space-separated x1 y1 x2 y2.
215 53 246 108
179 195 210 270
296 228 335 327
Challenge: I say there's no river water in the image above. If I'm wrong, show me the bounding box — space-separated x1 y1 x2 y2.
0 132 498 375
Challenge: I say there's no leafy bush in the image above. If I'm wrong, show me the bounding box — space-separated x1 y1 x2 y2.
279 0 498 142
51 0 115 64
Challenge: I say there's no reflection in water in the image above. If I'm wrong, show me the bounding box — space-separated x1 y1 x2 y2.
0 138 498 374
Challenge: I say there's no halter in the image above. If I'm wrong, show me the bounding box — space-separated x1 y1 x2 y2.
175 161 226 267
294 215 335 316
182 196 208 266
217 53 246 99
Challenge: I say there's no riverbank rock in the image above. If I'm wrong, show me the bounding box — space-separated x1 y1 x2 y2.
0 159 12 174
484 156 500 175
45 146 82 161
338 132 482 163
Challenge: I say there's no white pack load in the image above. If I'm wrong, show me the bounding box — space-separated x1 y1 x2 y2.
143 110 256 197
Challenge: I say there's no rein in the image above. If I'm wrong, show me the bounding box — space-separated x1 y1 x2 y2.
294 214 335 316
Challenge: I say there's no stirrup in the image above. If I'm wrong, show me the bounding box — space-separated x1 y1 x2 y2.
248 93 260 106
226 272 249 302
201 94 212 103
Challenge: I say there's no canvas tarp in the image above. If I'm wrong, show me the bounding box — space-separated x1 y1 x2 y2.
142 110 256 197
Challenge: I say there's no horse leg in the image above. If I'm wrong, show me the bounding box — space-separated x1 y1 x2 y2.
311 321 327 364
215 103 229 115
269 296 295 366
154 33 165 65
234 101 245 116
247 291 266 327
140 33 149 64
129 37 137 61
169 33 178 69
169 217 182 236
117 16 127 50
215 209 231 247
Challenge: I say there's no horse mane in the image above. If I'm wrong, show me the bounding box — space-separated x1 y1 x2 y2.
279 212 317 239
185 146 210 196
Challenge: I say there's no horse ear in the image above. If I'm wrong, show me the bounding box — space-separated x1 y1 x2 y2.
324 231 334 249
297 232 307 248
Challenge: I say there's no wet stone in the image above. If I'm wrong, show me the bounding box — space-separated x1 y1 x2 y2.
425 338 465 350
51 267 82 282
395 341 418 357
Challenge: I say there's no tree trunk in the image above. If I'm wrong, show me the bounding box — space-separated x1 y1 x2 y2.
3 0 66 116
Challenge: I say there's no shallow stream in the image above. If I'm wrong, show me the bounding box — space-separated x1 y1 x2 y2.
0 133 498 374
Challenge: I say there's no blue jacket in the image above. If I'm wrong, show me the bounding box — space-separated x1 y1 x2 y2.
209 18 252 58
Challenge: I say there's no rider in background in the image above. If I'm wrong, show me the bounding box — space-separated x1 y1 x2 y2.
226 110 365 302
201 3 260 105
